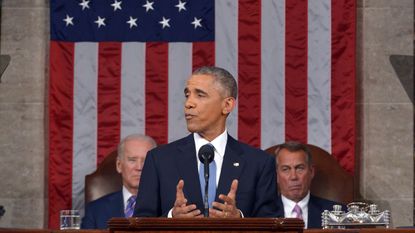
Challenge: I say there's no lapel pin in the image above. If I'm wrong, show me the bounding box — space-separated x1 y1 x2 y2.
233 162 239 167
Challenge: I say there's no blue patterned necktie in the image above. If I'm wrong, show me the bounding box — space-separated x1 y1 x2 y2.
125 195 136 218
198 159 217 208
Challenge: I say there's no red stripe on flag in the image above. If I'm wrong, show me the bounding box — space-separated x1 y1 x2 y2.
285 0 308 143
192 42 215 71
331 0 356 174
97 42 121 164
238 0 261 147
48 41 74 229
145 42 169 145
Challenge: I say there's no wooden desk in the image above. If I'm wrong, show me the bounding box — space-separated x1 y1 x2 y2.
108 217 304 233
0 228 414 233
0 230 106 233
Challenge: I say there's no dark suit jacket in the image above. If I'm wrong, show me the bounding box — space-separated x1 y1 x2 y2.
134 134 279 217
276 194 345 228
81 190 124 229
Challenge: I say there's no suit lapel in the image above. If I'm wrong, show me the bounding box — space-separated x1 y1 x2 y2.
216 135 244 201
175 134 204 207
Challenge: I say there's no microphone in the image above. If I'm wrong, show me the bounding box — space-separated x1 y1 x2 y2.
198 144 215 217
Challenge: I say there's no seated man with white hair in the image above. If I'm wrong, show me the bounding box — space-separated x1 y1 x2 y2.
81 134 157 229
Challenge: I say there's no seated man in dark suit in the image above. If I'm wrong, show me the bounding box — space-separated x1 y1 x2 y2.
273 141 345 228
81 134 157 229
134 66 279 218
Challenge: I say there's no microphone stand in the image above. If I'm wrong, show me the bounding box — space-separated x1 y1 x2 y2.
198 143 215 218
203 159 209 217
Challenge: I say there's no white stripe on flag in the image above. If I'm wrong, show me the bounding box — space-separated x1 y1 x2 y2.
261 0 286 149
307 0 332 152
215 0 238 138
168 43 192 142
72 42 98 212
121 42 146 139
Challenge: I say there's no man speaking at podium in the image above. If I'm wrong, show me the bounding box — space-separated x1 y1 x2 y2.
134 66 279 218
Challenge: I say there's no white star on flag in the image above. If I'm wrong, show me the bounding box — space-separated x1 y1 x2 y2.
79 0 90 10
142 0 154 12
63 14 74 26
95 16 106 28
191 17 202 29
159 17 170 29
126 16 138 28
111 0 122 11
175 0 187 12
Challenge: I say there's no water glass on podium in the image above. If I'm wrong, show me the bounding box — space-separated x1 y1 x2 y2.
60 210 81 230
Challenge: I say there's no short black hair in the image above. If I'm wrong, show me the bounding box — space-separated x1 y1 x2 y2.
192 66 238 99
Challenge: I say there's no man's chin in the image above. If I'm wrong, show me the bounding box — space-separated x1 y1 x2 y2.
186 125 198 133
128 181 140 188
287 191 303 199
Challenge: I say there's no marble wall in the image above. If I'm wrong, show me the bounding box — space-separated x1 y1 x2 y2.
357 0 414 227
0 0 48 228
0 0 413 229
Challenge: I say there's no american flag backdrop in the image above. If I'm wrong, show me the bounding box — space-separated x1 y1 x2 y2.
48 0 356 228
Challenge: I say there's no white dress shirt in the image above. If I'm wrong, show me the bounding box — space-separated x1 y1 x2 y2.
122 186 136 210
193 129 228 186
281 192 310 228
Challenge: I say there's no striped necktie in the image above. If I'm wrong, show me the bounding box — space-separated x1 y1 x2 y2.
124 195 136 218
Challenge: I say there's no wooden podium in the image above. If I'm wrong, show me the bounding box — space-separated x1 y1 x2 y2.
108 217 304 233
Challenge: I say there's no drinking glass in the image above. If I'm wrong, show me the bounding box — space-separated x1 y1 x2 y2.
59 210 80 230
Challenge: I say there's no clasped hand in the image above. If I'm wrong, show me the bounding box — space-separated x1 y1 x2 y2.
171 179 241 218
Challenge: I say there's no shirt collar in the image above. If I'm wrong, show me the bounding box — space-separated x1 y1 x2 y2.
193 129 228 159
122 186 135 208
281 191 310 213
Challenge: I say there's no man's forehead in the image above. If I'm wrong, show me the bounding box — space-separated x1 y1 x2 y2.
186 74 215 85
185 74 224 93
277 149 308 162
278 161 307 167
124 154 143 158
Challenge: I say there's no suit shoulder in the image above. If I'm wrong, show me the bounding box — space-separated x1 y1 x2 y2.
311 195 340 204
85 191 122 208
234 139 274 161
148 135 192 156
310 195 344 209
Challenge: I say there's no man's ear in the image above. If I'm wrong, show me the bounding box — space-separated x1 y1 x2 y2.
222 97 236 115
116 159 122 174
310 164 315 179
276 172 279 183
